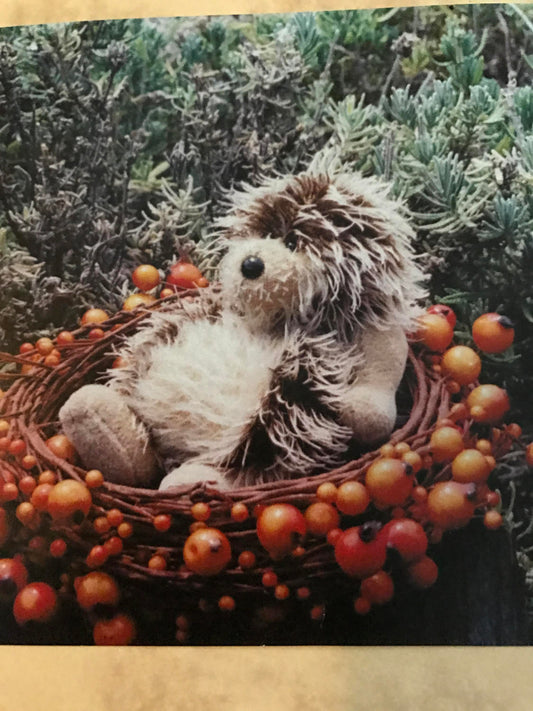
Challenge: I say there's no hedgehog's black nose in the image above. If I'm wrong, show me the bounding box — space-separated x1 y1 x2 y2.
241 256 264 280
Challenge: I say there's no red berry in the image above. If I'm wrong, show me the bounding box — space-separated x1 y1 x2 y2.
383 518 428 563
13 582 57 624
334 523 388 579
93 613 136 645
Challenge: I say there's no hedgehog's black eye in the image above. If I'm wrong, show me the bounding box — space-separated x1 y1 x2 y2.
284 233 298 252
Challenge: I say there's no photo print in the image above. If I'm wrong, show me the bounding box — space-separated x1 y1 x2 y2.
0 5 532 645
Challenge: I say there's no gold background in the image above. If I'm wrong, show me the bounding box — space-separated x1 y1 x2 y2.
0 0 532 708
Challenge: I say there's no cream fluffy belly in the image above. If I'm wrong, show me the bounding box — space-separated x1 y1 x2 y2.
132 315 283 464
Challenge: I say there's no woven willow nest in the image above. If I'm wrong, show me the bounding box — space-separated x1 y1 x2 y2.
1 291 504 644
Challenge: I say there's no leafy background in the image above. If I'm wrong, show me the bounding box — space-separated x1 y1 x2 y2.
1 4 533 635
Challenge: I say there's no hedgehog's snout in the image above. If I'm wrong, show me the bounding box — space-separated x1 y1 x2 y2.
241 256 265 280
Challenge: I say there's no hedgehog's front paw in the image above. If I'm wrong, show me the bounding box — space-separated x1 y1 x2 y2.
340 386 397 446
159 462 231 492
59 384 158 487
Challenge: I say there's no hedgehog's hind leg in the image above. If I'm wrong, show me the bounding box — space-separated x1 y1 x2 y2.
158 460 231 491
59 384 158 487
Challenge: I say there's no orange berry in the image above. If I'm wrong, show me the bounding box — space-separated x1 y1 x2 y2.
253 504 266 519
93 613 136 646
49 539 67 558
262 571 278 588
415 313 454 352
305 502 340 537
401 451 423 474
13 582 57 624
175 614 189 631
231 503 249 522
81 308 109 326
472 313 514 353
486 490 501 508
274 584 290 601
88 328 105 340
132 265 160 292
38 470 56 485
407 556 438 589
122 293 156 311
35 338 54 356
183 528 231 576
310 604 325 621
360 570 394 605
467 385 510 423
441 346 481 386
412 486 428 504
117 522 133 539
86 545 108 568
153 514 171 532
238 551 256 569
379 443 397 458
484 510 503 530
485 455 497 472
19 476 36 495
19 342 34 354
103 536 123 557
93 517 111 535
507 423 522 439
85 469 104 489
191 502 211 522
336 480 370 515
316 482 338 504
365 459 413 508
427 481 476 530
43 354 60 367
160 288 175 299
21 455 37 470
189 521 207 533
56 330 75 345
256 504 306 558
107 509 124 527
430 426 464 463
8 439 26 456
75 571 120 609
354 596 372 615
218 595 236 611
47 480 92 521
30 483 53 511
394 442 411 457
326 528 343 546
448 403 468 422
45 434 76 462
16 502 37 526
476 439 492 455
148 555 167 571
0 420 9 437
297 586 311 600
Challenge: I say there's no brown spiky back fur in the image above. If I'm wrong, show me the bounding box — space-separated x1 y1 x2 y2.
219 172 427 342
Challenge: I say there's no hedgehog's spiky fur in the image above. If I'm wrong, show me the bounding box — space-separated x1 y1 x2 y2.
62 171 427 489
217 172 426 340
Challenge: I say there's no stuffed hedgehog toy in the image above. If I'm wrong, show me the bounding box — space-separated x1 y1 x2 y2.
59 171 426 491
